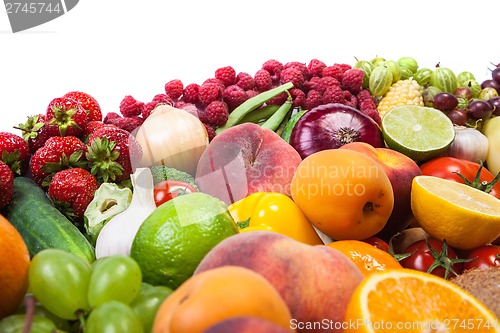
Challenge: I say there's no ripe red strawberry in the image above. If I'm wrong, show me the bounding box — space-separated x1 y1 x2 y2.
86 126 142 183
16 114 60 154
0 161 14 210
48 168 99 223
64 91 103 122
0 132 30 175
46 97 88 137
29 136 88 188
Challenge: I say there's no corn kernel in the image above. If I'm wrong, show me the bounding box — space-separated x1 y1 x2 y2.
377 79 424 117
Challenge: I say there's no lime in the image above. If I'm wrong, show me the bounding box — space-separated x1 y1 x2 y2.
130 192 238 289
381 105 455 162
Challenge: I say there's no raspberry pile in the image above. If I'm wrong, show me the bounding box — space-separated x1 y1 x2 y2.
109 59 380 140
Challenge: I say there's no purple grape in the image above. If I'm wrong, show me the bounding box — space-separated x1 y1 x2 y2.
492 67 500 84
490 96 500 116
453 87 473 101
433 92 459 111
446 109 468 126
481 79 500 94
468 99 494 120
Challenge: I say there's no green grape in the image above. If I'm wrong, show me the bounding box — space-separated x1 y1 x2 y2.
16 295 72 331
84 301 144 333
130 283 173 332
87 255 142 308
0 314 58 333
28 249 92 320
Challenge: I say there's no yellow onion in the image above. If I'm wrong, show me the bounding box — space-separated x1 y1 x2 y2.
134 104 209 176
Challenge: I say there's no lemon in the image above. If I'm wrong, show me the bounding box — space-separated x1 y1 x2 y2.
381 105 455 162
130 192 238 289
411 175 500 250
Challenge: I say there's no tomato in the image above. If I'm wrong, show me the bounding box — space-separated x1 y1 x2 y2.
361 236 389 252
463 245 500 271
153 180 198 206
400 238 467 279
420 157 500 199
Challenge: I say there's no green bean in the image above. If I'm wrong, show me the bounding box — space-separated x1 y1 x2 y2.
261 93 293 132
215 82 294 134
238 104 280 124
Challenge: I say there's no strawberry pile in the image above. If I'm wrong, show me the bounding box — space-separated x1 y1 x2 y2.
0 58 380 229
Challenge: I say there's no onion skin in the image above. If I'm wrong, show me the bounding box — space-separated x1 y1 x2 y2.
289 103 385 159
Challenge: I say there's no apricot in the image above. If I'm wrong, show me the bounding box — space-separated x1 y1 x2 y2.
152 265 293 333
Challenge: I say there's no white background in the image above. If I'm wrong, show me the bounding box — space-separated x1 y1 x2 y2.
0 0 498 135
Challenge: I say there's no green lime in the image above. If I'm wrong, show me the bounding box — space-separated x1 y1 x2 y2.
130 192 238 290
381 105 455 162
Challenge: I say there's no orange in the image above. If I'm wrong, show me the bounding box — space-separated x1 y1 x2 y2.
290 149 394 240
344 268 500 333
327 240 402 276
0 214 30 319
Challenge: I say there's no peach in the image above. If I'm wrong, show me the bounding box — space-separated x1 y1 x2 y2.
203 316 292 333
152 265 293 333
194 231 364 333
195 123 302 205
340 142 422 240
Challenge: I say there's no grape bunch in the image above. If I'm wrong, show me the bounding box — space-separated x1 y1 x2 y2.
428 65 499 126
0 250 172 333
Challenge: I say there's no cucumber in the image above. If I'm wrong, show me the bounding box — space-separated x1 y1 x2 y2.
2 177 95 263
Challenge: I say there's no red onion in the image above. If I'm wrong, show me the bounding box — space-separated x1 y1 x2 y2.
289 103 385 159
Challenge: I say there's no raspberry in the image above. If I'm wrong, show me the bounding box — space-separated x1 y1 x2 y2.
302 76 320 93
322 63 352 81
280 67 305 88
307 59 327 78
223 85 248 111
289 88 306 108
174 101 201 120
103 112 121 124
204 101 229 127
283 61 310 81
236 72 255 91
164 79 184 100
314 77 341 94
203 78 225 90
261 59 283 82
267 91 288 106
203 123 216 142
304 90 323 110
198 82 223 106
142 102 156 119
254 69 273 92
322 86 346 104
341 68 364 95
343 90 358 108
245 90 259 99
182 83 200 104
357 89 377 110
152 93 173 105
215 66 237 87
119 95 144 117
114 116 144 133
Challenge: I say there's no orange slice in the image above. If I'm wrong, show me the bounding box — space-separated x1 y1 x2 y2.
344 268 500 333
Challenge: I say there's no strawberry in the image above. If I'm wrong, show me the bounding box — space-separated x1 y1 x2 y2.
0 161 14 210
29 136 88 188
0 132 30 175
64 91 103 122
16 114 60 154
48 167 99 223
86 125 142 183
46 97 88 137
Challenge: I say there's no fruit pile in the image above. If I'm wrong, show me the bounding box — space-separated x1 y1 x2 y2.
1 56 500 333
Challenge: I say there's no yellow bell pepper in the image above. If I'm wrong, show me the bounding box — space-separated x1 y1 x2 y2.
228 192 323 245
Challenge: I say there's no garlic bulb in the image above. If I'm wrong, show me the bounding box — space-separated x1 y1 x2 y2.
95 167 156 258
442 126 489 163
134 104 209 176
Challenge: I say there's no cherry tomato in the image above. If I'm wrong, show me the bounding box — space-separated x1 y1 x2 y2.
153 180 198 206
400 238 466 279
361 236 389 252
463 245 500 271
420 157 500 199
